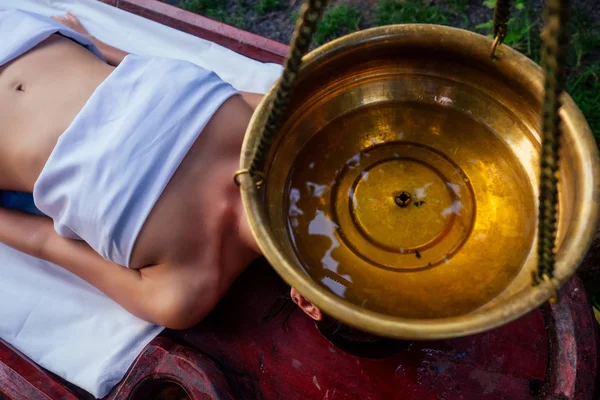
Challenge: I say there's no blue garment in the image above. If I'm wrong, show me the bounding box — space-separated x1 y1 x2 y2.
0 192 43 216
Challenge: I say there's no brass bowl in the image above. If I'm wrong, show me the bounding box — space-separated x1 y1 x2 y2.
239 25 600 339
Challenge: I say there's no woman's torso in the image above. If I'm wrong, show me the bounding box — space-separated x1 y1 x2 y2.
0 35 257 280
0 34 113 190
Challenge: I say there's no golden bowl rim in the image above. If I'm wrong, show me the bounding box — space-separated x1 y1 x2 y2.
239 24 600 339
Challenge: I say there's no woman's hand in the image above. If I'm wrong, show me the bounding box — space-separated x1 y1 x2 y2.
51 12 91 38
51 12 128 67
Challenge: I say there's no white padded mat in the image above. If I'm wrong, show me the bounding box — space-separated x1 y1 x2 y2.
0 0 282 397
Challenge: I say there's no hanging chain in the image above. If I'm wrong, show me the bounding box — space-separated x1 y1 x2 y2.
244 0 329 184
490 0 511 58
534 0 570 295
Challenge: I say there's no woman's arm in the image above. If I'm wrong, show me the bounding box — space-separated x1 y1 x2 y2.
0 208 218 329
52 13 128 66
240 91 264 110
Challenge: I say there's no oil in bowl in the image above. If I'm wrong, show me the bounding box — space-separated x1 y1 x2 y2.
284 101 536 319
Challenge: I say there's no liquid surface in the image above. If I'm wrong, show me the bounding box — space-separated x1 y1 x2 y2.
285 102 536 318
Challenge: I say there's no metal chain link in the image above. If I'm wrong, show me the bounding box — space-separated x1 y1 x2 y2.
493 0 511 41
535 0 570 286
247 0 329 182
491 0 511 58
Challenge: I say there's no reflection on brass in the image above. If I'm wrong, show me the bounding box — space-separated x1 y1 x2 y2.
239 25 600 339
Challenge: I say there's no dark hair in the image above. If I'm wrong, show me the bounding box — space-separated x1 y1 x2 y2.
262 286 369 338
316 314 382 343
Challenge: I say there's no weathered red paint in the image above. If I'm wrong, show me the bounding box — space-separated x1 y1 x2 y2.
0 341 78 400
106 337 235 399
160 262 597 400
0 262 597 399
98 0 289 64
543 278 598 399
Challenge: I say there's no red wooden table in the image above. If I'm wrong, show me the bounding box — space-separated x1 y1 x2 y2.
0 260 597 399
0 1 597 399
100 0 288 64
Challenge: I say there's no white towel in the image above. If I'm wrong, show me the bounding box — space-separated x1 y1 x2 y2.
34 55 238 267
0 0 282 397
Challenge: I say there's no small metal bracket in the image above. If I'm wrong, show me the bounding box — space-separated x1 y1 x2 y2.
234 169 265 187
490 35 503 60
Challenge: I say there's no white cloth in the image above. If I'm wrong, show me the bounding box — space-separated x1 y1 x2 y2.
34 54 238 267
0 8 104 65
0 0 282 93
0 0 282 398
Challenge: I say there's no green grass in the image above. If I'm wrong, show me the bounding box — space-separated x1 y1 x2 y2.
255 0 281 15
179 0 220 14
476 0 600 142
314 5 361 45
290 10 299 25
568 64 600 143
568 7 600 68
377 0 448 25
376 0 468 27
180 0 247 29
566 8 600 143
476 0 540 59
